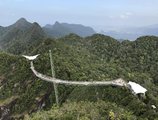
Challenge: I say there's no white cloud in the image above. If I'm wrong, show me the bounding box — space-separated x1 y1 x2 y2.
109 12 133 20
120 12 133 19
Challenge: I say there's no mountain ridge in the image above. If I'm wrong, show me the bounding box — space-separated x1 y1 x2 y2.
2 18 158 41
0 18 97 54
43 21 96 37
0 18 45 54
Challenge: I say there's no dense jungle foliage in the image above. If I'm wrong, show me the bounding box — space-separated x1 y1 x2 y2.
0 34 158 119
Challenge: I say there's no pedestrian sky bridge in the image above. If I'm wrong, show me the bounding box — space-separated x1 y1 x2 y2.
22 51 147 105
30 61 128 87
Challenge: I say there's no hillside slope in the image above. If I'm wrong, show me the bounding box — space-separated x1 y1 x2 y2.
29 35 158 119
0 34 158 119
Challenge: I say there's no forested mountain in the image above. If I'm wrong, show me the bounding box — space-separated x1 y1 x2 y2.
0 18 46 54
0 26 6 36
43 21 96 37
0 18 95 54
0 31 158 119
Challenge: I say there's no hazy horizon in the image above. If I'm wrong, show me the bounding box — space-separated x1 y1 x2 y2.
1 0 158 32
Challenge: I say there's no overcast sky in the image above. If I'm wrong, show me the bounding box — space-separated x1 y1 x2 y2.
0 0 158 31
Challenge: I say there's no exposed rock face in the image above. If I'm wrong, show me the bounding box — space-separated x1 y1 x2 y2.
0 106 10 120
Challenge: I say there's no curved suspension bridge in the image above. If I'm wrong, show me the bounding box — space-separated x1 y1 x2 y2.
30 61 128 87
22 52 147 105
